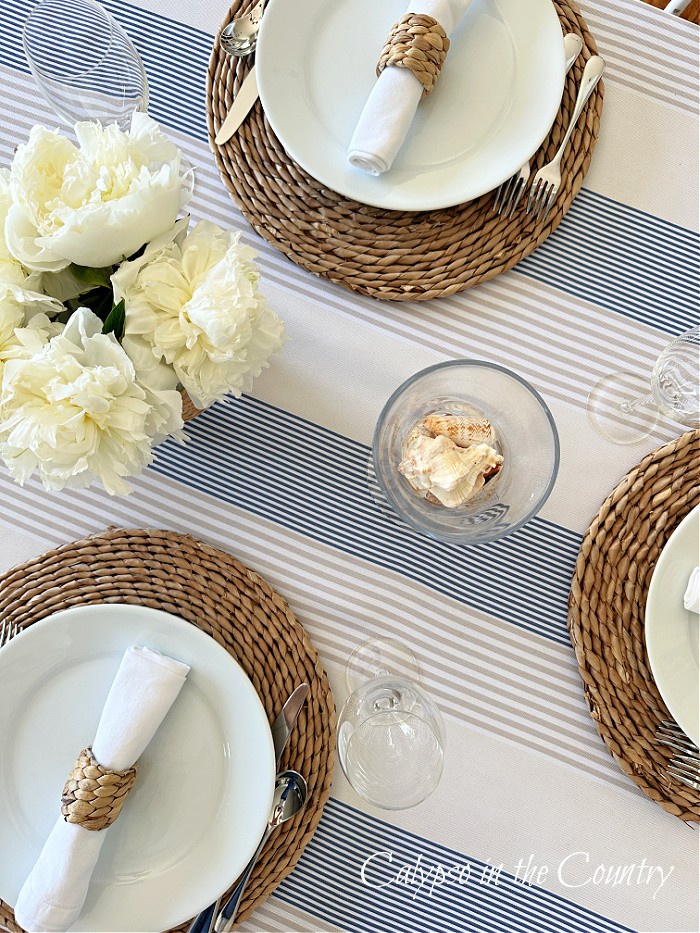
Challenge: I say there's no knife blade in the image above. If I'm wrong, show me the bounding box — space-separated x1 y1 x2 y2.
271 683 309 765
214 65 259 145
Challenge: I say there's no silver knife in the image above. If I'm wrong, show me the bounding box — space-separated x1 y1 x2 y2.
271 683 309 764
186 683 309 933
215 65 259 145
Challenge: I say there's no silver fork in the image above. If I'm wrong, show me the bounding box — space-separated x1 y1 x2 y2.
656 720 700 791
494 33 583 218
0 619 19 647
526 54 605 222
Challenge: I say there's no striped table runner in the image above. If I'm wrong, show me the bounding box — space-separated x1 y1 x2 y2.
0 1 698 932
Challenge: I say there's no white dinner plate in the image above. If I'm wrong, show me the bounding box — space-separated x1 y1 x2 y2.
0 605 276 932
645 505 700 748
256 0 565 210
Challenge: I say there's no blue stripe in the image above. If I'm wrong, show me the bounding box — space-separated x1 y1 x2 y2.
276 798 636 933
518 188 700 336
149 396 581 647
0 0 697 337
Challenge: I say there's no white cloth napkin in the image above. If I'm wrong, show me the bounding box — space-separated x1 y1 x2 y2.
684 567 700 614
347 0 472 175
14 646 190 933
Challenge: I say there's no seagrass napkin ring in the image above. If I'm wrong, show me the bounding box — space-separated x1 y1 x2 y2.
61 747 138 831
376 13 450 95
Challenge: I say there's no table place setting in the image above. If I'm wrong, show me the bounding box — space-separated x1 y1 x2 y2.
0 0 699 931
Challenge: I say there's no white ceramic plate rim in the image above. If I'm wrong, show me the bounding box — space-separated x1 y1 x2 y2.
256 0 565 210
645 505 700 748
0 604 276 932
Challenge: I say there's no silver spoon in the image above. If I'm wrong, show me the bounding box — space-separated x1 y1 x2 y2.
188 771 308 933
220 0 267 57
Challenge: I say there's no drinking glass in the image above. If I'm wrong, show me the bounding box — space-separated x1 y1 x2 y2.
587 326 700 444
372 360 560 545
337 638 445 810
23 0 149 130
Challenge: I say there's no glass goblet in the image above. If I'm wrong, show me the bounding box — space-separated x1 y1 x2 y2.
587 325 700 444
23 0 149 130
337 639 445 810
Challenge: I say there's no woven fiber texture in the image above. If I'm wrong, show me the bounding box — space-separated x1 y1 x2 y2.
0 528 335 933
181 389 202 422
207 0 603 300
61 747 138 831
568 431 700 823
376 14 450 95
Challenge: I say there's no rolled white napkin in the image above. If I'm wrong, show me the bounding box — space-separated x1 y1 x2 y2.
14 646 190 933
347 0 472 175
684 567 700 614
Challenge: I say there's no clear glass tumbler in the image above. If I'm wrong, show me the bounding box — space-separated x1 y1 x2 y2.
372 360 560 545
23 0 149 129
587 325 700 444
337 638 445 810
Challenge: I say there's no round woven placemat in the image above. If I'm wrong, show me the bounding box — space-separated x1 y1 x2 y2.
568 431 700 822
0 528 335 933
207 0 603 300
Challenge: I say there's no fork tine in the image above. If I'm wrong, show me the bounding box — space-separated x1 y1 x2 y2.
530 180 546 219
494 175 513 213
0 619 14 647
658 720 696 741
657 722 699 753
669 765 700 790
504 177 525 218
526 178 541 215
535 183 553 223
658 734 698 756
541 186 558 223
494 177 508 212
669 757 700 776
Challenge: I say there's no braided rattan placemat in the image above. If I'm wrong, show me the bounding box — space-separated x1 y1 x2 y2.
207 0 603 300
0 528 335 933
568 431 700 822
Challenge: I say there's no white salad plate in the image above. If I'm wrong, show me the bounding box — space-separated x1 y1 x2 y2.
256 0 566 210
0 604 276 932
645 505 700 748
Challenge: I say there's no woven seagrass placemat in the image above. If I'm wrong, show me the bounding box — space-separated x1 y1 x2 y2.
0 527 335 933
207 0 604 300
568 431 700 822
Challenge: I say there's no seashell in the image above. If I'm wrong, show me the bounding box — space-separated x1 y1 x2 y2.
399 434 503 508
423 413 494 448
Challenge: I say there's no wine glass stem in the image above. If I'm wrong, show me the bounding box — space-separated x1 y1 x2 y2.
619 392 655 414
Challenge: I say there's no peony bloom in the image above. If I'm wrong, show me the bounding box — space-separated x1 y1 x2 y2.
0 307 184 495
112 219 285 408
0 299 62 382
4 113 189 272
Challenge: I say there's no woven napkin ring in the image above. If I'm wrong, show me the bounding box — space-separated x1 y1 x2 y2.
376 13 450 96
61 747 138 831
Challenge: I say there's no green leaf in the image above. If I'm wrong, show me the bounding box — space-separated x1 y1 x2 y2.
102 300 126 341
71 264 113 290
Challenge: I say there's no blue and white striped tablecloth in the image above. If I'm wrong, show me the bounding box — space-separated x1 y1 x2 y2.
0 0 698 931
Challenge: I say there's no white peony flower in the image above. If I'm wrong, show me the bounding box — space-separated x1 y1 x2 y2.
1 163 66 371
111 219 285 408
4 112 189 272
0 307 184 495
0 169 39 290
0 300 62 379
